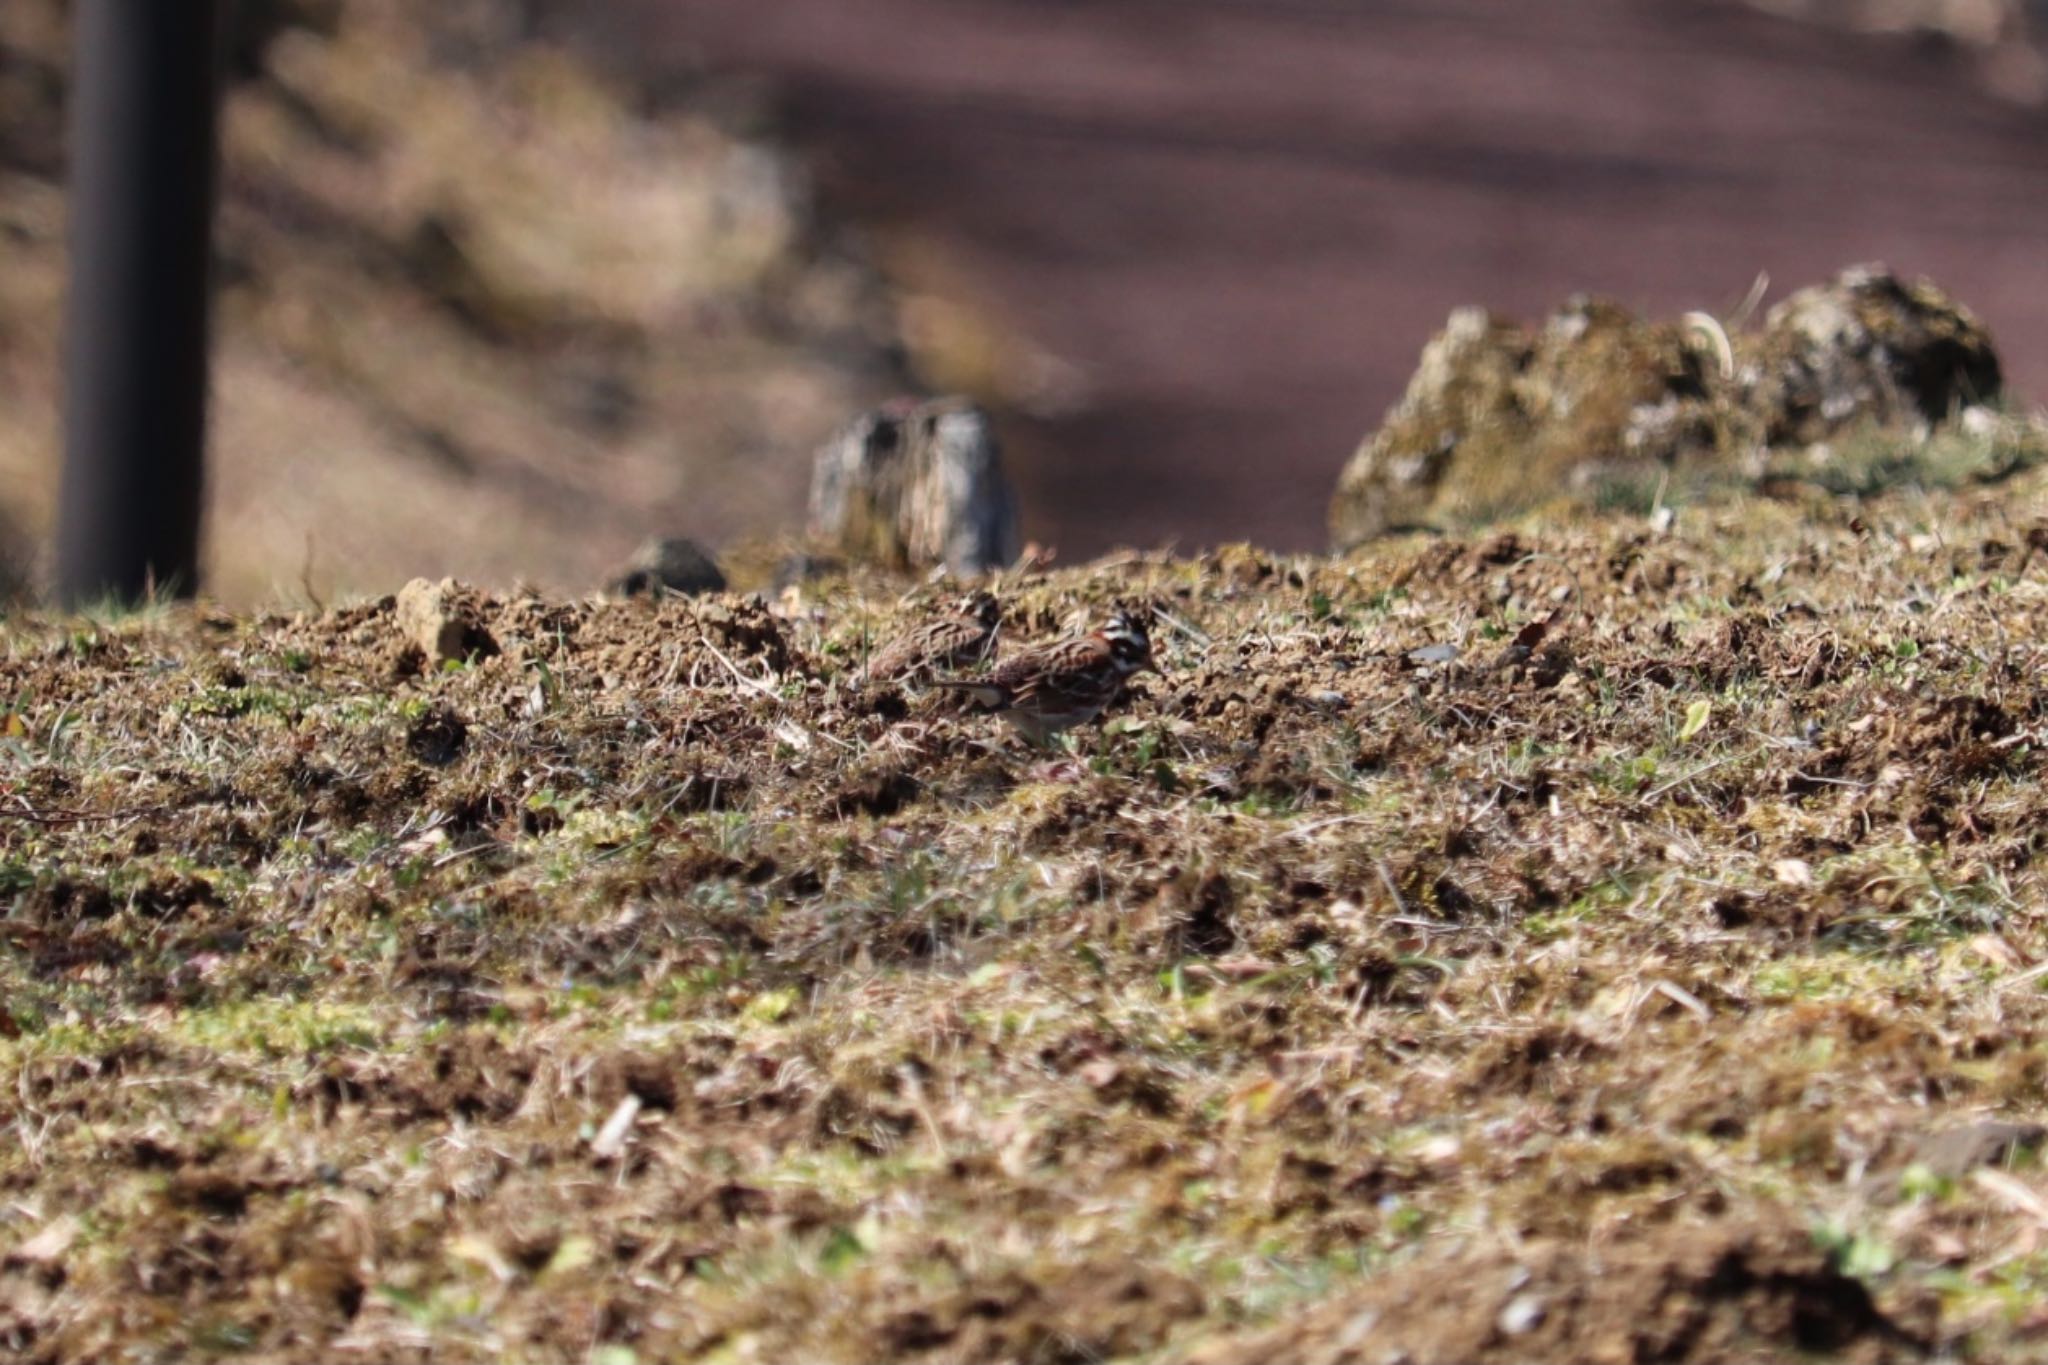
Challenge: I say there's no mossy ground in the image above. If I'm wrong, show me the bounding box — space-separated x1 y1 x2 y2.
10 472 2048 1361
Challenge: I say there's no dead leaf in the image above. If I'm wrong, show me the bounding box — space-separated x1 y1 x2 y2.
1772 858 1813 887
1513 616 1551 651
9 1215 79 1265
590 1093 643 1160
1973 1168 2048 1228
1078 1059 1122 1090
1971 935 2028 971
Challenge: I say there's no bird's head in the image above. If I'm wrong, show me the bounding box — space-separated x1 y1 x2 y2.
1100 608 1156 675
961 589 1002 629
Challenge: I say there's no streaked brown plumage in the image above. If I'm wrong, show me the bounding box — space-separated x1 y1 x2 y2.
860 590 1002 683
935 607 1155 744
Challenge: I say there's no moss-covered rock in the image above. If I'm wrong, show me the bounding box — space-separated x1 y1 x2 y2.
1330 265 2007 548
1748 266 2001 445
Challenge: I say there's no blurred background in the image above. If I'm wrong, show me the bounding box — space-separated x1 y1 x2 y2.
5 0 2048 601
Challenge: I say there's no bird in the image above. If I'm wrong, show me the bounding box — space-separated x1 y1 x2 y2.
859 589 1002 684
934 606 1156 744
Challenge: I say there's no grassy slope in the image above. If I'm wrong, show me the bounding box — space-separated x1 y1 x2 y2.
6 472 2048 1361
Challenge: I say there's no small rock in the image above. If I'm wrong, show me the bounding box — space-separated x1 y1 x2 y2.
808 396 1019 573
1497 1291 1547 1336
1078 1059 1122 1090
589 1094 643 1161
610 537 726 598
395 577 496 667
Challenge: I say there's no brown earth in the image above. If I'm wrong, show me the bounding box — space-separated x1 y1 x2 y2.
9 464 2048 1358
1178 1214 1926 1365
618 0 2048 555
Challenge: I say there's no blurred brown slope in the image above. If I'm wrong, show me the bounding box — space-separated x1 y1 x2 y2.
0 0 904 603
622 0 2048 555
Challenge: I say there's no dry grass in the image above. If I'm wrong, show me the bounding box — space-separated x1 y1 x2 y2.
8 468 2048 1361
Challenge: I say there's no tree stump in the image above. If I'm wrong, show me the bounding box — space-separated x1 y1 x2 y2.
807 397 1019 574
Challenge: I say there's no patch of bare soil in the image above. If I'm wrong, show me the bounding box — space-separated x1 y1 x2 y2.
1181 1214 1926 1365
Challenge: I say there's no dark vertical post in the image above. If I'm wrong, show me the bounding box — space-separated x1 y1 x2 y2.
56 0 223 606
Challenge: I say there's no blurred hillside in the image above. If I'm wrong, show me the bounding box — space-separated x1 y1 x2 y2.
1743 0 2048 101
6 1 2048 596
630 0 2048 555
0 0 907 602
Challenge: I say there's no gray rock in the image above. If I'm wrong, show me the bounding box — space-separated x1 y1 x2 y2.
610 537 727 597
808 396 1019 574
1497 1291 1547 1336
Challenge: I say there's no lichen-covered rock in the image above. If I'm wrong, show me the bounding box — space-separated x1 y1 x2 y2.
1330 296 1719 547
808 397 1019 574
1330 265 2006 549
608 537 727 598
1747 265 2001 445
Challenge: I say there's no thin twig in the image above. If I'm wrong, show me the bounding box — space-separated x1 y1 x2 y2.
1 797 177 826
1373 858 1409 916
1994 961 2048 996
1153 607 1212 646
698 639 785 703
1640 754 1736 805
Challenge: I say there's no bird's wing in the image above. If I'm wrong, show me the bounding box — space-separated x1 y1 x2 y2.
1007 637 1110 708
866 616 993 680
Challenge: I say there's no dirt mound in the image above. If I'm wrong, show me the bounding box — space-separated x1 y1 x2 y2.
1330 266 2023 547
1179 1216 1926 1365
